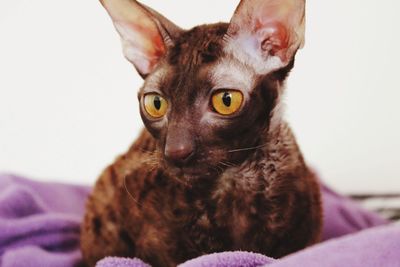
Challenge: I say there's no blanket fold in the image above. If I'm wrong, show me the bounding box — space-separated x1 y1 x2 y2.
0 174 90 267
0 173 392 267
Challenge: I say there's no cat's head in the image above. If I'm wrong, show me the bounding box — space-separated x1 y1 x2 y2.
101 0 305 181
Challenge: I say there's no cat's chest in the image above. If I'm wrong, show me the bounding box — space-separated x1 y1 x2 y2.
121 158 275 254
160 165 270 250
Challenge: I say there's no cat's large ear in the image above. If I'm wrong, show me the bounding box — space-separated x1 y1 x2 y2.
100 0 182 77
225 0 305 74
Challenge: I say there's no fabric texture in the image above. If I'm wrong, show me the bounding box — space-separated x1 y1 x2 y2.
0 173 393 267
96 257 151 267
178 251 274 267
0 174 90 267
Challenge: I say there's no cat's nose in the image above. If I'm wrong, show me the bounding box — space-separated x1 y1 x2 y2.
164 133 195 165
164 142 194 165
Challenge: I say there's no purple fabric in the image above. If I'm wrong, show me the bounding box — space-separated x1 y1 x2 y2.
179 251 274 267
0 173 391 267
320 183 387 241
0 174 90 267
176 224 400 267
96 252 274 267
265 224 400 267
96 257 150 267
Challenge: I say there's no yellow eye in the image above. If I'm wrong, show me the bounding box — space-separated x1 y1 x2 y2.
211 90 243 115
143 94 168 118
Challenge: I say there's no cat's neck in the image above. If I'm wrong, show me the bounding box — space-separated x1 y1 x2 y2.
210 121 306 193
167 121 307 201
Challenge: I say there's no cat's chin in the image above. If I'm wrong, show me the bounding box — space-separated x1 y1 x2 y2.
167 166 216 182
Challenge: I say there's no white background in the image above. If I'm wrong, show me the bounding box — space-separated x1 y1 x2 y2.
0 0 399 193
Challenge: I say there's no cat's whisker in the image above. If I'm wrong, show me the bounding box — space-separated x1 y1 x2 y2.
228 143 268 153
219 160 238 168
218 161 230 168
123 174 142 207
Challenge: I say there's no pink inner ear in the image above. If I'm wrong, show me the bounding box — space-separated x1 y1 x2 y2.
101 0 167 75
117 19 166 74
228 0 305 67
130 22 166 70
255 20 291 63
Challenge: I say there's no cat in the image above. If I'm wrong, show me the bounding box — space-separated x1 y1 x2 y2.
80 0 322 266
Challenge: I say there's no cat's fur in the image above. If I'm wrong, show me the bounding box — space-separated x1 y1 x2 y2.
81 1 322 266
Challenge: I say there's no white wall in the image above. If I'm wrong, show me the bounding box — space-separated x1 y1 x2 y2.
1 0 399 193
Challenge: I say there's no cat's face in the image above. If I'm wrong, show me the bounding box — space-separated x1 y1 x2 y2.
100 0 305 180
138 24 283 179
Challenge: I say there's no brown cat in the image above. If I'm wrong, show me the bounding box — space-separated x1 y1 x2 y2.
80 0 322 266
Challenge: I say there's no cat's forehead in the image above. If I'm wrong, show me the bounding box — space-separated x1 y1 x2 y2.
167 23 228 68
143 23 256 95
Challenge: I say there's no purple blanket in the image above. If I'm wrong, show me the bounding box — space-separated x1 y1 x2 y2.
0 173 395 267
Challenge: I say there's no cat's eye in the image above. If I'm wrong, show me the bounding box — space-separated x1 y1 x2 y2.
211 90 243 115
143 93 168 118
